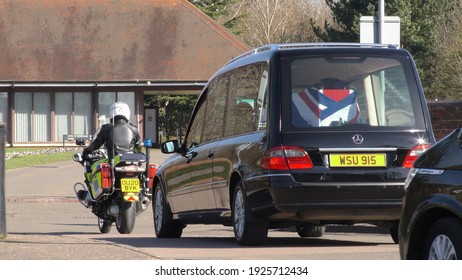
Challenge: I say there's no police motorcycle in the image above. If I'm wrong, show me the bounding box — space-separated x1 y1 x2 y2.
73 138 158 234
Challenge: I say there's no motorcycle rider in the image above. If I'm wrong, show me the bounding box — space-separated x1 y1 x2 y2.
77 101 141 205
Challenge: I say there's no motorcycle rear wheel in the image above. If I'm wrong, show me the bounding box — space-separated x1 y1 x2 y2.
116 201 136 234
98 217 113 233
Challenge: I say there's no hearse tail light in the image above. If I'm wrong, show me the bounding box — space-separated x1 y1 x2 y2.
403 144 430 168
261 146 313 170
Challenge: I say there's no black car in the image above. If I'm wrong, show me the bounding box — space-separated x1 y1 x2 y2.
153 43 435 245
400 129 462 259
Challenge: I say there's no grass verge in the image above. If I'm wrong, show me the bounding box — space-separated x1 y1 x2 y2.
5 148 78 170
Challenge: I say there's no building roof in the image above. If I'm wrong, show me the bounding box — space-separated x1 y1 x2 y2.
0 0 249 83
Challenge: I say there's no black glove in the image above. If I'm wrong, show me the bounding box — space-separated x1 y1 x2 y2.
82 149 90 160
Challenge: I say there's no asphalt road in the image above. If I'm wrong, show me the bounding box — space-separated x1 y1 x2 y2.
1 150 400 260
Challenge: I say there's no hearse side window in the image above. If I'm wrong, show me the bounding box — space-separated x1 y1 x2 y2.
257 70 269 130
185 98 207 149
224 62 269 137
201 76 228 143
289 56 416 128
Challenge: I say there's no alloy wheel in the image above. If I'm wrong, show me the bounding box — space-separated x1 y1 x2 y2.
233 189 245 239
155 188 164 231
428 234 457 260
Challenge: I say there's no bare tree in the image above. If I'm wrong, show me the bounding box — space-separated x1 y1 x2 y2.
217 0 331 47
434 3 462 100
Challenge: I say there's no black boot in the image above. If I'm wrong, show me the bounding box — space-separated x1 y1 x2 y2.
77 190 87 201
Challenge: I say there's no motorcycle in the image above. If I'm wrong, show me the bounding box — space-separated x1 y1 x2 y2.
73 138 158 234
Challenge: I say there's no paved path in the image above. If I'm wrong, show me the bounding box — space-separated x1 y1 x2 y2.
1 149 169 260
0 150 401 261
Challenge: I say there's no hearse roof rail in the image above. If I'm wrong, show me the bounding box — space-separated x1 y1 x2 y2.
225 43 400 66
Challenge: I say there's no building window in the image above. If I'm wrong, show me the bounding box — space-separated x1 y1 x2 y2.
15 92 52 142
55 92 72 141
15 92 33 142
12 90 135 143
98 92 135 126
74 92 92 135
33 92 51 142
0 92 7 125
55 92 92 141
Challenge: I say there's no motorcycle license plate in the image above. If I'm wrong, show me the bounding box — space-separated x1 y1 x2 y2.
121 178 140 192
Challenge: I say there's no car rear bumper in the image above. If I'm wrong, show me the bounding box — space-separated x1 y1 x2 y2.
246 174 403 223
271 201 402 221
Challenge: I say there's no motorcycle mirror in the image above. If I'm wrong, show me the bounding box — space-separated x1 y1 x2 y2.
75 138 86 146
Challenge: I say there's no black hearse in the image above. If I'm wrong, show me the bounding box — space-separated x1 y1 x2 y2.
153 43 435 245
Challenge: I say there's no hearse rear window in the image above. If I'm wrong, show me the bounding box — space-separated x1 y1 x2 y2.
288 56 417 128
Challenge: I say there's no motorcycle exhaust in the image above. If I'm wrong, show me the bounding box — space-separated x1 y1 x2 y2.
140 196 151 211
141 196 151 205
74 182 91 208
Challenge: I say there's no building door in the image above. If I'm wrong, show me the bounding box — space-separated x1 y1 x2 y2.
144 108 158 144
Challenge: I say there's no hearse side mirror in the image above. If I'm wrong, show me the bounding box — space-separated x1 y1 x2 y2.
161 140 179 154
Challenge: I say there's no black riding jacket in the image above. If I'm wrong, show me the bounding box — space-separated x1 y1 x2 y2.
83 117 141 160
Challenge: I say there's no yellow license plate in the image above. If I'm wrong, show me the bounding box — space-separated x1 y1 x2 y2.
329 153 386 167
121 178 140 192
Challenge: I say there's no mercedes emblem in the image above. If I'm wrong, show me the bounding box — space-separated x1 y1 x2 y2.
352 134 364 144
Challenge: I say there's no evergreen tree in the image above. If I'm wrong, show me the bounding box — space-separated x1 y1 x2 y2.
312 0 376 42
389 0 457 100
313 0 458 100
189 0 241 30
145 95 198 141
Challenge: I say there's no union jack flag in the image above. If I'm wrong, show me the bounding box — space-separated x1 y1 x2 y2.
292 87 360 127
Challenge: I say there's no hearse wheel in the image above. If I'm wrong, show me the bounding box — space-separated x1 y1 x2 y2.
153 184 184 238
232 181 268 246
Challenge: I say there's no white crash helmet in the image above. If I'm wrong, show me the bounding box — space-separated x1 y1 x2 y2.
109 101 130 121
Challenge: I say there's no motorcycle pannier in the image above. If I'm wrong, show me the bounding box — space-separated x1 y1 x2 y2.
90 162 112 199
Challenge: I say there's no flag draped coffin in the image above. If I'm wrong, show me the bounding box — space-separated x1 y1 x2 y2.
292 87 360 127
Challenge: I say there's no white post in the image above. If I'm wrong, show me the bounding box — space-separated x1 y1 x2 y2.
378 0 385 44
0 123 6 238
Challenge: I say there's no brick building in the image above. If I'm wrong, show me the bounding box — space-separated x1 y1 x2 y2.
428 101 462 140
0 0 249 146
